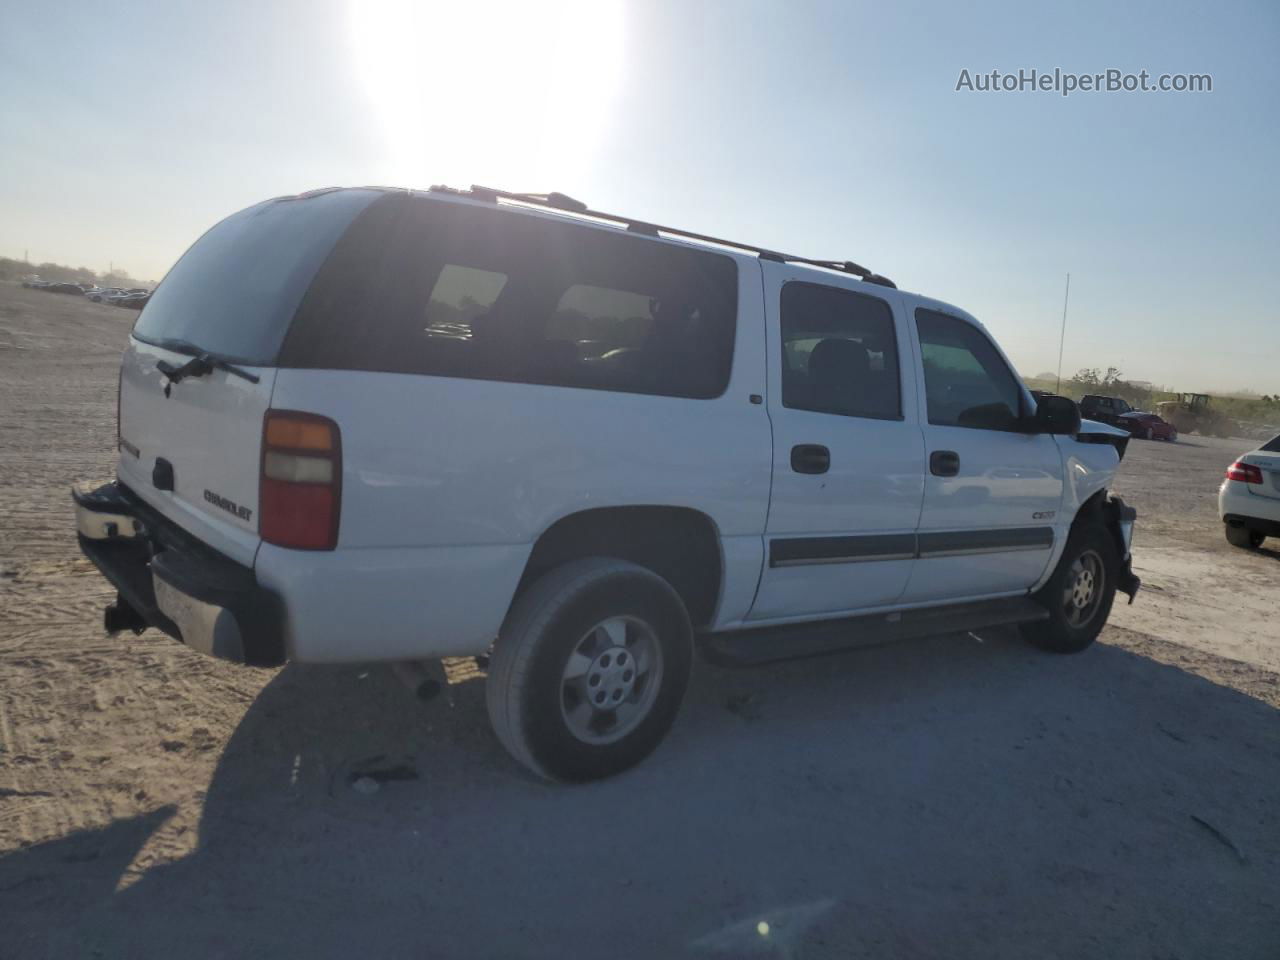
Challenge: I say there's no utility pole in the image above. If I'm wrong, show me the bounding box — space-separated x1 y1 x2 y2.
1055 273 1070 395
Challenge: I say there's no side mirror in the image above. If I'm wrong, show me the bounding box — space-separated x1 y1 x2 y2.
1031 395 1081 435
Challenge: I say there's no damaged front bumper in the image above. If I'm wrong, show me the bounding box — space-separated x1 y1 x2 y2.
1105 495 1141 604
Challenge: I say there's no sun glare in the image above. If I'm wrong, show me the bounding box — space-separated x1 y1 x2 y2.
348 0 625 190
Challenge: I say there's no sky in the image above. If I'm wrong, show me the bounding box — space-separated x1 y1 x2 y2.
2 0 1277 393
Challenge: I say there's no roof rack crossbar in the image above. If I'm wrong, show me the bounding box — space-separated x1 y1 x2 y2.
439 185 896 289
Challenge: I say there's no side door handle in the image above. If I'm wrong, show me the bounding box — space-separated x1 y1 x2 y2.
930 450 960 477
791 444 830 475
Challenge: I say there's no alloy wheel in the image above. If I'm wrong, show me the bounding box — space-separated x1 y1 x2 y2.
560 616 664 745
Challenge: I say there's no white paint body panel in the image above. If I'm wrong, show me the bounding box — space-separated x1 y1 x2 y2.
258 250 773 658
1220 479 1280 524
1219 447 1280 523
254 541 532 661
751 263 925 619
902 305 1064 603
118 340 275 568
1025 434 1122 592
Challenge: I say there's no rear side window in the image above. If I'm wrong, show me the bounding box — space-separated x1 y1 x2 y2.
424 265 508 340
780 282 901 420
133 189 380 364
916 309 1025 431
285 199 739 399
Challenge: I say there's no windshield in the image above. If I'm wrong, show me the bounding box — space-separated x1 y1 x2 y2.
132 189 379 364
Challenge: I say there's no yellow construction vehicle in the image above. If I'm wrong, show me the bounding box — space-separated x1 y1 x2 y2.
1156 393 1233 437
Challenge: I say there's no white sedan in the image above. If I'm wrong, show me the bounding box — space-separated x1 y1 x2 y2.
1219 433 1280 549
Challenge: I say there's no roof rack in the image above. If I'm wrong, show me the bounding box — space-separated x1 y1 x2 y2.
427 184 897 289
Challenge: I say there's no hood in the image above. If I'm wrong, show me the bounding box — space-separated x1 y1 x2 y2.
1079 418 1130 439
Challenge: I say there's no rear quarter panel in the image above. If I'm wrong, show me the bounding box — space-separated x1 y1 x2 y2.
261 255 773 658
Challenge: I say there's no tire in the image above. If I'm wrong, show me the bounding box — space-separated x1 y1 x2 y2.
486 557 693 782
1021 521 1119 654
1225 524 1264 550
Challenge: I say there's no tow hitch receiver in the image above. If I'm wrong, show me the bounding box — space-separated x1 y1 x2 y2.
104 593 148 635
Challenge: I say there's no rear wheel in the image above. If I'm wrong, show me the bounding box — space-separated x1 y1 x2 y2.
1021 521 1119 654
1225 524 1264 549
486 557 693 782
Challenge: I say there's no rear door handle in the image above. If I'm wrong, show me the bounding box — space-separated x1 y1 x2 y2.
791 444 830 475
930 450 960 477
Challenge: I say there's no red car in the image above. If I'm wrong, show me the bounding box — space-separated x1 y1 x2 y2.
1118 411 1177 441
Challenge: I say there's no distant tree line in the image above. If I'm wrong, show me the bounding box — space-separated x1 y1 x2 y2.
0 256 146 289
1024 366 1277 429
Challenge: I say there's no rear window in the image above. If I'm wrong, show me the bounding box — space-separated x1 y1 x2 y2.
1262 434 1280 453
284 198 739 399
133 189 380 365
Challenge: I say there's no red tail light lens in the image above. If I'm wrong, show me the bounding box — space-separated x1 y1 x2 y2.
1226 461 1263 484
260 410 341 549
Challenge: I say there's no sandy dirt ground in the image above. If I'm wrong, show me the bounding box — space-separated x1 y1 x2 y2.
1 283 1277 958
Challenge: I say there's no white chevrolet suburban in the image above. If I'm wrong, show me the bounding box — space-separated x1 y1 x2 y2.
74 185 1139 781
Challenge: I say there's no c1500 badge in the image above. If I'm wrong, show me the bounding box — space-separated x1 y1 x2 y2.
1032 510 1056 520
204 489 253 523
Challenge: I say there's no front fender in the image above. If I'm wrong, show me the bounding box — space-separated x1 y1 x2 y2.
1056 433 1120 518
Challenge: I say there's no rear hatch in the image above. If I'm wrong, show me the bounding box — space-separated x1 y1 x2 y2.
117 188 381 565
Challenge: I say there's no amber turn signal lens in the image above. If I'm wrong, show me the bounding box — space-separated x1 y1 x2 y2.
265 416 335 451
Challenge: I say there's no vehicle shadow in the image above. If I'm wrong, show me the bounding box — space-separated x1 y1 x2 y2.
7 632 1280 959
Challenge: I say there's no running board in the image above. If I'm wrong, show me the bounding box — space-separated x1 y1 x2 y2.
700 597 1050 667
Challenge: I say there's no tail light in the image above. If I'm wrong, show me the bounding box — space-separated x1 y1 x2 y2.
260 410 342 549
1226 461 1263 484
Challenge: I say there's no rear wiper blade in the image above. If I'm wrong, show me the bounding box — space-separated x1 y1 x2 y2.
152 340 260 386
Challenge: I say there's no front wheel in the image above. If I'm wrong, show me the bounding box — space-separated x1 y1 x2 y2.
1021 521 1119 654
486 557 693 782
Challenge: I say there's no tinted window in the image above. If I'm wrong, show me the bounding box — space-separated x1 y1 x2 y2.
133 189 380 364
1262 434 1280 453
285 199 738 399
424 265 508 340
916 309 1025 431
780 282 901 420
